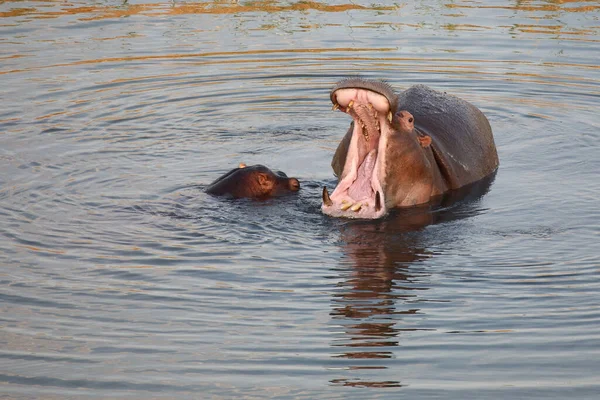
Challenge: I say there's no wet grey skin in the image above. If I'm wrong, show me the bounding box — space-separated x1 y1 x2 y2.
323 78 499 219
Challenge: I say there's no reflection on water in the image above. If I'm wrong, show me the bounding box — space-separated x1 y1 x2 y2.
0 1 398 20
331 223 428 388
2 0 599 19
1 0 599 39
329 176 495 388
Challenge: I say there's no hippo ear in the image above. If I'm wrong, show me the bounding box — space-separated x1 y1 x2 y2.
418 135 432 148
257 173 270 188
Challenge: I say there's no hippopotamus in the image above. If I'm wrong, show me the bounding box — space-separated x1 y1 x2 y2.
322 79 499 219
206 163 300 199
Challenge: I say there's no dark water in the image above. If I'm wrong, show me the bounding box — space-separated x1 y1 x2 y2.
1 1 599 398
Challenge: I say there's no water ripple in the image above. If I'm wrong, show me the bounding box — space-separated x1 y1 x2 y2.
1 1 599 399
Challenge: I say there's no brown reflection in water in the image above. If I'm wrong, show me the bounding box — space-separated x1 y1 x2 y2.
1 7 36 18
513 24 597 36
329 175 496 388
0 47 399 76
445 0 600 37
0 0 398 21
446 0 600 13
2 0 597 21
329 210 433 389
2 0 597 41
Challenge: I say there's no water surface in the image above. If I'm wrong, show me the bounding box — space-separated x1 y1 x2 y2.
1 1 599 398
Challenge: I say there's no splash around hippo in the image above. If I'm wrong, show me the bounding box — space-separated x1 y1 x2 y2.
322 79 499 219
206 164 300 199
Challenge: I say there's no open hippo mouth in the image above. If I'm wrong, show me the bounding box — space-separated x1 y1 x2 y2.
322 80 398 219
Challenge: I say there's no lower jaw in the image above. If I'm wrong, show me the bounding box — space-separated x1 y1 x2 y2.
321 193 386 219
321 204 386 219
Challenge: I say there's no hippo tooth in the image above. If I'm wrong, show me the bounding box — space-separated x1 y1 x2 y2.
371 104 378 120
322 186 333 206
350 202 362 212
347 100 354 109
340 202 353 211
332 103 339 111
387 111 393 123
375 192 382 211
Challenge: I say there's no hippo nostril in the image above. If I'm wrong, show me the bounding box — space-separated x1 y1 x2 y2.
408 117 413 123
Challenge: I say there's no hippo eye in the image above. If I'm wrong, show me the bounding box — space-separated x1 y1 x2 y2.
408 117 414 123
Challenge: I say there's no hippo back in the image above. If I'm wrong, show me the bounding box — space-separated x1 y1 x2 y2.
397 85 499 189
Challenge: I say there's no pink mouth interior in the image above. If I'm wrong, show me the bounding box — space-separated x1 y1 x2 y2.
322 87 392 219
348 149 377 200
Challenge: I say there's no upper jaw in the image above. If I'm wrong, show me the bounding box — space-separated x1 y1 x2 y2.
323 88 395 219
329 78 399 113
331 87 394 125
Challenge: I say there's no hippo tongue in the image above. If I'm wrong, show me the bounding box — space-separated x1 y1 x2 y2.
348 149 376 200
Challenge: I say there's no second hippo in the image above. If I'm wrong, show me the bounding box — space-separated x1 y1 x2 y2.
206 164 300 199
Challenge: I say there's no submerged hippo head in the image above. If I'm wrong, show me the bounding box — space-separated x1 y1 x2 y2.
206 164 300 199
322 78 441 219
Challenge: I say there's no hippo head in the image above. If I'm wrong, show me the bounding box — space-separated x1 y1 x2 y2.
207 164 300 199
322 78 436 219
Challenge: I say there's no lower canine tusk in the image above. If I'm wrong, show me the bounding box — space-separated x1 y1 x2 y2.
322 186 333 206
375 192 381 211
